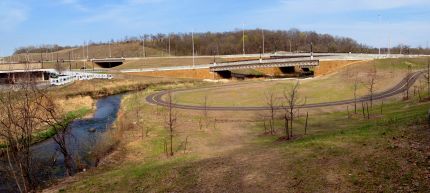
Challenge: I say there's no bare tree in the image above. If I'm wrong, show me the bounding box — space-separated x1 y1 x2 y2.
202 95 210 129
35 95 76 177
283 80 300 138
0 75 65 192
405 65 413 100
366 67 377 109
264 91 278 135
131 94 145 140
425 57 430 96
304 112 309 135
164 91 178 157
353 74 359 113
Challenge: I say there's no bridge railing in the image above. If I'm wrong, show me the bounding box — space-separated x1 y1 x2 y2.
216 58 317 67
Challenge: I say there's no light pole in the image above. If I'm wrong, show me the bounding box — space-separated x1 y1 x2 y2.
168 34 171 56
192 31 195 68
142 35 146 58
262 29 265 55
83 42 86 71
289 39 292 53
378 14 381 56
310 42 313 60
108 41 112 58
242 23 245 55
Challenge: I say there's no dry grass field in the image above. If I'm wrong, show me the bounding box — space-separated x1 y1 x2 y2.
172 58 429 107
42 57 430 193
7 42 166 62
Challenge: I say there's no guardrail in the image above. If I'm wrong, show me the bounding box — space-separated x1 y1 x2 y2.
50 71 113 86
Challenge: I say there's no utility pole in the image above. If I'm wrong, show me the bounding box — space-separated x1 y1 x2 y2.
82 42 85 60
242 23 245 55
192 31 195 68
168 34 171 56
262 29 265 55
83 41 86 72
388 35 391 56
142 35 146 58
69 52 71 70
310 42 314 60
426 41 429 55
378 14 381 56
40 52 43 68
289 39 292 53
108 41 112 58
0 48 3 65
400 43 403 55
87 41 89 59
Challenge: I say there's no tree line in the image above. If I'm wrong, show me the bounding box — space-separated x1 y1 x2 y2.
14 44 74 55
13 28 430 56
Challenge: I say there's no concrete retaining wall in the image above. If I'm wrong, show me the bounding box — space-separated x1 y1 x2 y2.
314 60 363 76
128 68 218 79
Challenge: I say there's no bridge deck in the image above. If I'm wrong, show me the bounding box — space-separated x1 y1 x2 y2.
210 58 319 72
91 58 125 63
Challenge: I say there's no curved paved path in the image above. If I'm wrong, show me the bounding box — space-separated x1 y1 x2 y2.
146 71 424 111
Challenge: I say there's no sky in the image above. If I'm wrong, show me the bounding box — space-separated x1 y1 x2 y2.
0 0 429 56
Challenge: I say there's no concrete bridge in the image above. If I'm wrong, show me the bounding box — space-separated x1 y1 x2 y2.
91 58 125 68
210 58 320 78
210 58 319 72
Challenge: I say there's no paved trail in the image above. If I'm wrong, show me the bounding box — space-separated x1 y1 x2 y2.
146 71 424 111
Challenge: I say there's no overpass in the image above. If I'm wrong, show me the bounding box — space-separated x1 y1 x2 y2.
91 58 125 68
210 58 319 72
210 58 319 78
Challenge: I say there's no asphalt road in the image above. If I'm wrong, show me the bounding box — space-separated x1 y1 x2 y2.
146 71 424 111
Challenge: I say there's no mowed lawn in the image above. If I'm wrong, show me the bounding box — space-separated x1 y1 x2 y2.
172 58 429 107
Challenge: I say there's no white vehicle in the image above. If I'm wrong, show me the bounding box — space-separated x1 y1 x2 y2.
50 71 113 86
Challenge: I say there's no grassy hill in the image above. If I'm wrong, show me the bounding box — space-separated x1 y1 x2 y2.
4 42 167 62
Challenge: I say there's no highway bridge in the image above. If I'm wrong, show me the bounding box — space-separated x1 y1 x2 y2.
90 58 125 68
210 58 319 72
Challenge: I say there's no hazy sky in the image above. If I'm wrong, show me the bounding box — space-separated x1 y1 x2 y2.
1 0 429 55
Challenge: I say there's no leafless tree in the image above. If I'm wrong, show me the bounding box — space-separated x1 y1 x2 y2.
353 74 359 113
131 94 144 140
405 65 413 100
35 94 76 177
283 80 300 138
202 95 210 129
425 57 430 96
164 91 178 157
0 75 67 192
304 112 309 135
264 91 278 135
366 67 377 109
203 95 208 119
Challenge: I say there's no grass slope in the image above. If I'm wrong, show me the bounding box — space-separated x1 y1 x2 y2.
48 87 430 193
173 57 430 106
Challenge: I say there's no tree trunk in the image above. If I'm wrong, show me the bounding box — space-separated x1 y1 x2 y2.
304 112 309 135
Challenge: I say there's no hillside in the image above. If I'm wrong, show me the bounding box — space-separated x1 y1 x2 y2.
5 42 167 62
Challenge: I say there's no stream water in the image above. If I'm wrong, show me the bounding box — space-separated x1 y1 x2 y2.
0 94 123 192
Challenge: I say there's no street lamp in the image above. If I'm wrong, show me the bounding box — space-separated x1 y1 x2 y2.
310 42 314 60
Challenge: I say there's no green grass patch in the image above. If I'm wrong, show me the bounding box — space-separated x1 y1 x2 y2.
32 107 91 143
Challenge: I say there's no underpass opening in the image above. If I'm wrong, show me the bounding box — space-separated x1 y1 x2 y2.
216 70 232 79
95 62 123 68
279 66 295 74
300 67 314 76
